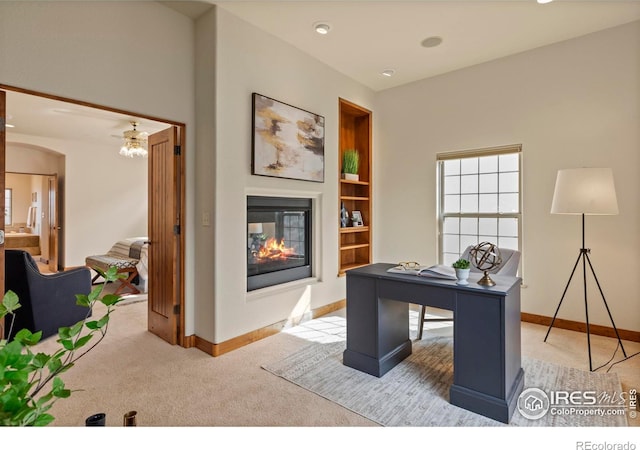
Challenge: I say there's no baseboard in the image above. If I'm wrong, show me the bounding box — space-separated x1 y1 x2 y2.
190 299 347 357
188 303 640 356
521 312 640 343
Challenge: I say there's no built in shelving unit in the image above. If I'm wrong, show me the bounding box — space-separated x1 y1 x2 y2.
338 98 372 276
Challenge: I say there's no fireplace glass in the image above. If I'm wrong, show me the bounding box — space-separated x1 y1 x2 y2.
247 196 312 291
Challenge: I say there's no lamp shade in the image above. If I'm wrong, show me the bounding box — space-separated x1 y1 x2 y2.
551 168 618 215
248 223 263 234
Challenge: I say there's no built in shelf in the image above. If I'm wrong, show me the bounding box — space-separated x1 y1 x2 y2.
340 179 369 186
338 98 372 277
340 226 370 234
340 243 370 251
340 196 370 201
338 262 371 276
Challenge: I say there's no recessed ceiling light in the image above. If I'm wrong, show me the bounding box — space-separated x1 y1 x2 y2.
537 0 554 3
381 69 395 77
313 22 331 35
5 124 15 128
421 36 443 48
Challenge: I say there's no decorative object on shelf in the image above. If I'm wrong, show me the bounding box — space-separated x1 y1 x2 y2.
351 210 363 227
252 93 325 183
119 121 148 158
452 258 471 286
340 202 350 227
545 167 627 371
469 242 502 286
342 149 360 181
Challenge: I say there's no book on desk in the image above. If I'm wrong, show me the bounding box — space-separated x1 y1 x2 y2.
386 264 457 280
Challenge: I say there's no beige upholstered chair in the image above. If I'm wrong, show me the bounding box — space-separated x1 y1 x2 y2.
416 246 521 339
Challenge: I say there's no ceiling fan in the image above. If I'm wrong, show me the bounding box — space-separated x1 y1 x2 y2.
118 121 149 158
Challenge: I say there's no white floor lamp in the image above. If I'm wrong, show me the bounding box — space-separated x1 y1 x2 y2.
545 168 627 371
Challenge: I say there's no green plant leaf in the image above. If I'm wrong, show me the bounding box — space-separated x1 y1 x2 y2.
32 353 50 369
68 320 84 338
1 290 21 314
101 294 121 306
58 326 71 340
88 286 102 302
33 413 55 426
52 377 64 390
71 335 93 350
14 329 42 346
75 293 91 307
60 339 74 351
57 362 74 374
85 320 100 330
47 356 63 373
96 314 110 328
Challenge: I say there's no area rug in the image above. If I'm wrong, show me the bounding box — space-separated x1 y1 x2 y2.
116 293 148 306
262 336 628 427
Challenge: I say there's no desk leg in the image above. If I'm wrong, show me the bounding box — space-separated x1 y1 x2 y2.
343 275 412 377
450 289 524 423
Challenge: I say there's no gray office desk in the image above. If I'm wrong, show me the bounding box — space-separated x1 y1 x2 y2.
343 263 524 424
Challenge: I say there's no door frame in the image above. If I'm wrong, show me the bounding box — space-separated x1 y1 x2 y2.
0 83 187 346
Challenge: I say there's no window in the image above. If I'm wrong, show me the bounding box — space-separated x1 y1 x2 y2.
282 212 306 256
4 189 11 226
438 145 522 266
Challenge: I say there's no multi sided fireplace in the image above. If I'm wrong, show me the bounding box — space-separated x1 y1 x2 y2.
247 196 312 291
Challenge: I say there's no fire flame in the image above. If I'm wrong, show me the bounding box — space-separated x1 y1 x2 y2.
257 238 295 260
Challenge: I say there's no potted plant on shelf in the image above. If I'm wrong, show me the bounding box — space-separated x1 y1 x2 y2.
342 149 360 181
452 258 471 286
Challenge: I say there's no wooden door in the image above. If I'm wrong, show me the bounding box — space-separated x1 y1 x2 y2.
1 90 5 334
147 126 181 345
47 175 58 272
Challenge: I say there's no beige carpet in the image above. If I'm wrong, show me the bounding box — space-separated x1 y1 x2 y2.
6 300 638 433
263 334 628 427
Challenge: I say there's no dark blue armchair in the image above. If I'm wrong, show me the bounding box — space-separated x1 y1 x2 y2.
3 249 92 341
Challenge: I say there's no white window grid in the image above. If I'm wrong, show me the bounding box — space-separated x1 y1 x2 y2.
438 148 522 267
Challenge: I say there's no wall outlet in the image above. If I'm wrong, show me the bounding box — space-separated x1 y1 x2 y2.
202 211 211 227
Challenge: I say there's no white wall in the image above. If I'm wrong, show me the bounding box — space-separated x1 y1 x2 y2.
194 8 218 341
0 1 196 332
209 8 375 342
7 134 147 266
375 21 640 332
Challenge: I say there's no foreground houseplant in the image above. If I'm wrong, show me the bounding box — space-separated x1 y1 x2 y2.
0 266 124 426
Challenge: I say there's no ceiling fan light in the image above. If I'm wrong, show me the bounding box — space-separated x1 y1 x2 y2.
119 121 148 158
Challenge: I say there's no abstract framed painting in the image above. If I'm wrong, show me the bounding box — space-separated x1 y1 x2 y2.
252 93 325 183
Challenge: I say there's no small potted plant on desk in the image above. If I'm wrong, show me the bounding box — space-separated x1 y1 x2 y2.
342 149 360 181
452 258 471 285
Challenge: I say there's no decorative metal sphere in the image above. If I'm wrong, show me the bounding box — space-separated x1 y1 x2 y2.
469 242 502 273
